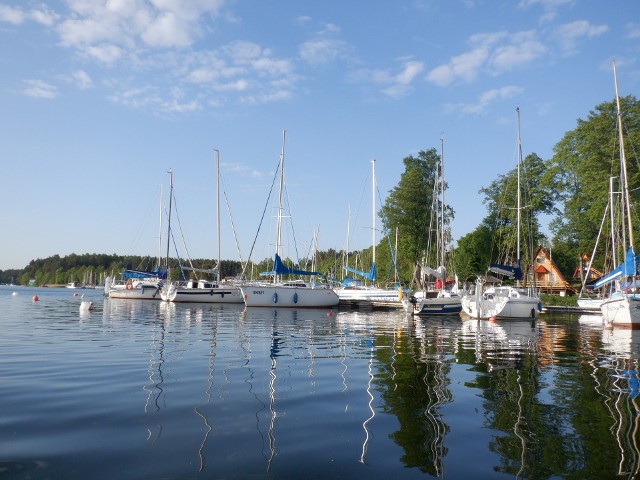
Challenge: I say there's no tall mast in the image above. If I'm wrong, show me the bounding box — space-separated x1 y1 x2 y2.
614 60 634 249
275 130 286 283
371 159 376 279
215 149 221 283
516 107 522 265
157 183 163 269
165 170 173 279
440 136 446 268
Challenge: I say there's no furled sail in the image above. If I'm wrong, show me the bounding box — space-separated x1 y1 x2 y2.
343 263 376 281
261 253 320 276
488 260 522 280
593 246 637 289
122 267 167 280
420 263 446 280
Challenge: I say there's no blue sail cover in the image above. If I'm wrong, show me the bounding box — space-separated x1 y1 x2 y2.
260 254 320 276
593 246 638 289
122 267 167 280
343 263 376 281
488 260 522 280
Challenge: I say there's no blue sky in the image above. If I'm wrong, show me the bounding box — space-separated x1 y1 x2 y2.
1 0 639 271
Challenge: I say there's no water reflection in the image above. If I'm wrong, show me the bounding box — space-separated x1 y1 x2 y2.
601 328 640 478
10 287 640 479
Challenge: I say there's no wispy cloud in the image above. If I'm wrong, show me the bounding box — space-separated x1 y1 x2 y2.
351 58 425 98
444 85 524 114
71 70 93 89
3 0 302 113
553 20 608 55
0 4 57 26
298 21 351 67
427 31 543 87
519 0 575 23
628 22 640 39
23 79 58 98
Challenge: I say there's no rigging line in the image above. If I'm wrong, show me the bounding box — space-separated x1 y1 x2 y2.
220 175 245 267
241 159 281 278
170 194 200 280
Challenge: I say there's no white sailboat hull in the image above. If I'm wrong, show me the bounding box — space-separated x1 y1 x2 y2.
162 283 243 303
334 287 401 303
108 282 163 300
600 293 640 328
462 286 540 319
241 284 339 308
405 291 462 316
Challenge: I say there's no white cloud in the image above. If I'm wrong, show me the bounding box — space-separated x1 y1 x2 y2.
626 22 640 40
299 38 348 67
445 85 524 115
72 70 93 89
0 5 24 24
23 79 58 99
0 4 57 25
490 32 546 72
519 0 574 23
354 58 425 98
554 20 608 54
427 30 546 86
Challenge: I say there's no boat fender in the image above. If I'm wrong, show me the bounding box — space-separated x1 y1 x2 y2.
244 294 248 301
273 293 278 304
126 281 133 290
293 292 298 304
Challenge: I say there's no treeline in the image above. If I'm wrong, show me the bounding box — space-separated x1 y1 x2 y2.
1 248 358 287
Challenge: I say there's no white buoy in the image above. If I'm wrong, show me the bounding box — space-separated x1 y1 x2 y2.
12 292 18 296
79 294 93 311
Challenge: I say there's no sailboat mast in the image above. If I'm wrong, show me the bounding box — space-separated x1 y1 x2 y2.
165 170 173 279
614 60 634 249
276 130 286 283
440 136 446 268
215 149 221 283
371 159 376 281
158 183 163 269
516 107 522 264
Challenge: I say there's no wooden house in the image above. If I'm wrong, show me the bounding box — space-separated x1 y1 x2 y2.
572 253 603 284
527 246 577 296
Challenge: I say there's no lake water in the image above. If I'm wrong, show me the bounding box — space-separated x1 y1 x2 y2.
1 286 639 479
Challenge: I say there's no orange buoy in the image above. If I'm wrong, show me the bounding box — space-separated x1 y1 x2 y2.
73 292 79 296
32 295 39 301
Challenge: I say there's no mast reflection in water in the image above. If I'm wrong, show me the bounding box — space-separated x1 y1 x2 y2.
2 286 640 479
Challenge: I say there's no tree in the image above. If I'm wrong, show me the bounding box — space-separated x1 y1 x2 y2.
379 148 447 283
548 96 640 274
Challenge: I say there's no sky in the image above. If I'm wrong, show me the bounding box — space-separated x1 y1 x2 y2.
1 0 639 271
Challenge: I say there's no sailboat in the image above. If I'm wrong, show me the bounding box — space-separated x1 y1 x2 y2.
161 150 243 304
333 159 403 306
240 131 339 308
461 108 541 319
597 61 640 328
107 179 168 300
404 137 462 316
576 177 615 311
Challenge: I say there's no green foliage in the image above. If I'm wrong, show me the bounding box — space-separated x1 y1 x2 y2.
379 148 451 285
549 95 640 271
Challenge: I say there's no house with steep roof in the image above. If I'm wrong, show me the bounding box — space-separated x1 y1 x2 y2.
528 245 577 296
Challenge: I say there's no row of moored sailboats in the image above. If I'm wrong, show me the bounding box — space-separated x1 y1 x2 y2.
106 62 637 328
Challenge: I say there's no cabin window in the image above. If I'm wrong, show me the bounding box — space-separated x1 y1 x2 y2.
536 256 545 264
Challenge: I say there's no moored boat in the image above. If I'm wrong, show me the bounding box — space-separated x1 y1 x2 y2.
241 131 339 309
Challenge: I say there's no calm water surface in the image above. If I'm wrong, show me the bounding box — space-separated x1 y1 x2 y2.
1 286 639 479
